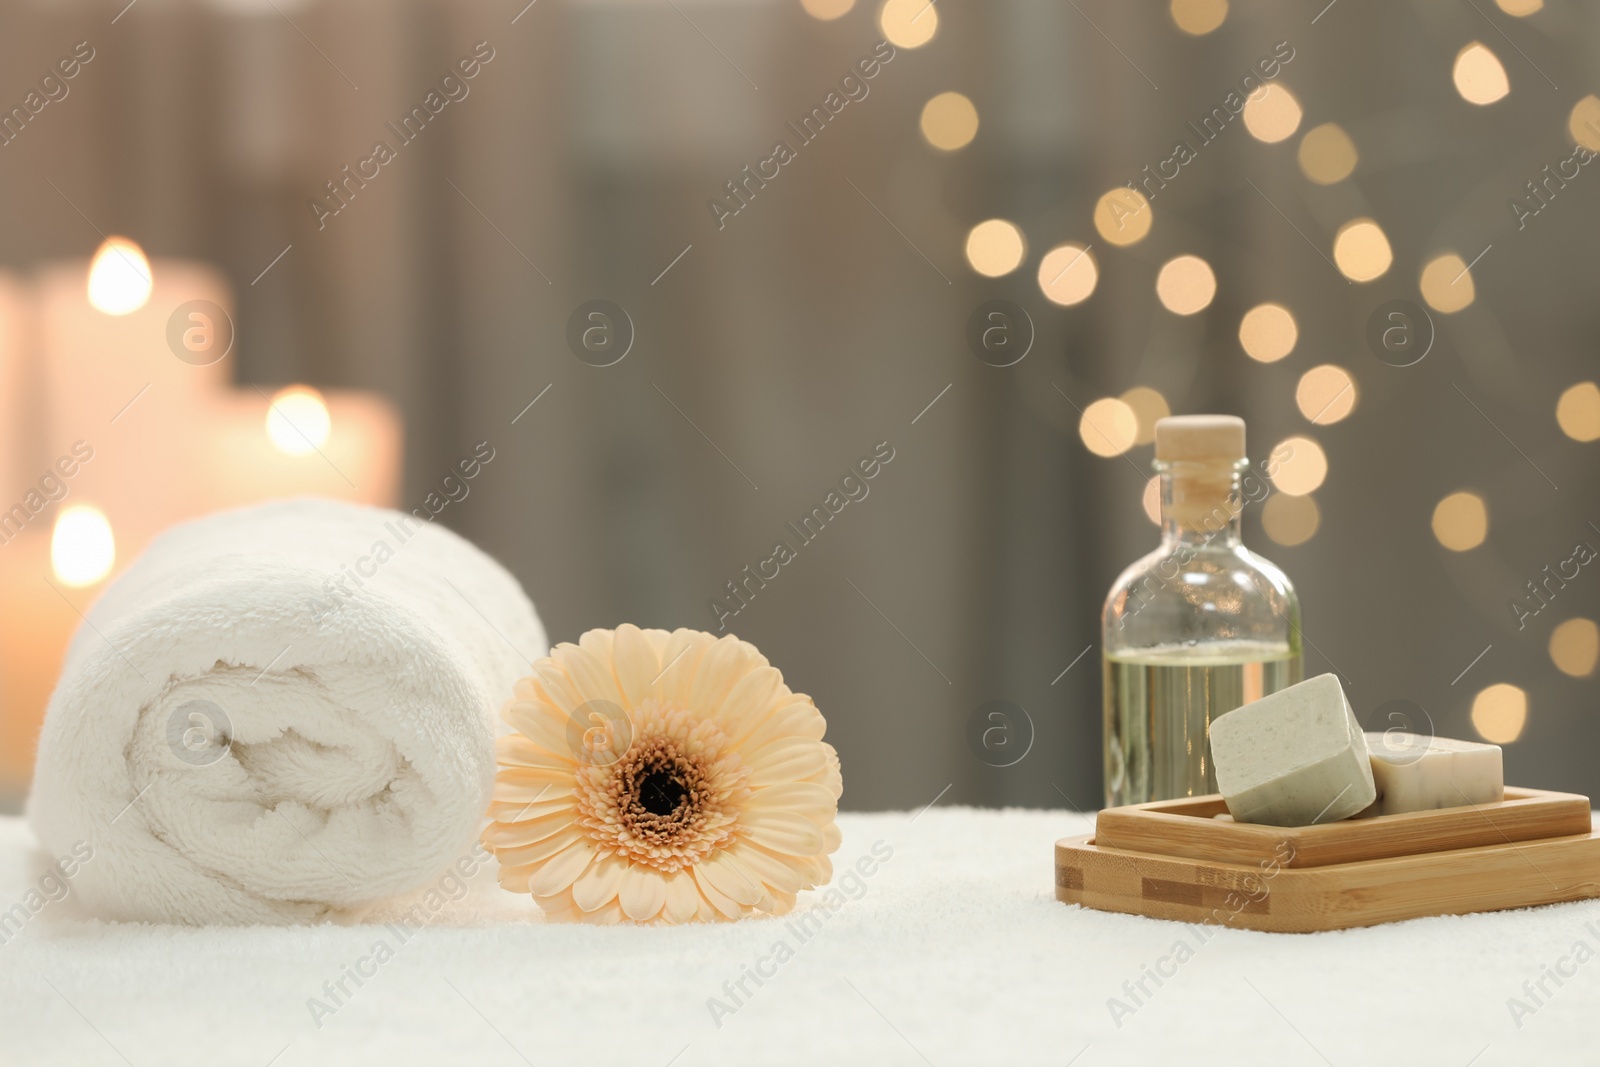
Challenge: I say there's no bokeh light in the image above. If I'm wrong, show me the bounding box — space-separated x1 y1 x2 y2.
1094 188 1152 247
1454 42 1510 105
1242 84 1302 144
52 505 116 587
267 386 332 455
1170 0 1227 34
1556 381 1600 441
920 91 978 151
1120 386 1170 446
1155 254 1216 315
1037 243 1098 306
1079 398 1138 458
1432 491 1488 551
1550 619 1599 677
1269 436 1327 495
801 0 855 19
1471 683 1527 744
1296 365 1357 425
1262 492 1320 546
1495 0 1541 13
964 219 1025 277
880 0 937 48
86 237 153 316
1569 95 1600 151
1297 123 1357 184
1419 253 1476 313
1142 475 1162 525
1239 303 1298 363
1333 219 1392 282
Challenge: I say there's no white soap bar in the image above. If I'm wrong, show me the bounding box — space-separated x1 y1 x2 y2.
1360 731 1504 816
1208 673 1376 826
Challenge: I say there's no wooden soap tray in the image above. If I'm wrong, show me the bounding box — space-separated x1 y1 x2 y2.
1055 787 1600 933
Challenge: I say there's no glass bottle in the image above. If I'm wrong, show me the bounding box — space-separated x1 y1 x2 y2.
1101 415 1302 808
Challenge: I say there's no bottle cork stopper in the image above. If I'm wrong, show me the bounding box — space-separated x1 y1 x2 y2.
1155 415 1246 463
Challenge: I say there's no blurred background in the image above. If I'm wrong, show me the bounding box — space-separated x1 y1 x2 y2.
0 0 1595 812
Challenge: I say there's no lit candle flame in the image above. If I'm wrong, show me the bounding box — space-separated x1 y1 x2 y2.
86 237 153 316
52 505 116 587
266 386 332 455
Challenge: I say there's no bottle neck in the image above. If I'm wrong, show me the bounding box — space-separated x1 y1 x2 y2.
1158 461 1244 550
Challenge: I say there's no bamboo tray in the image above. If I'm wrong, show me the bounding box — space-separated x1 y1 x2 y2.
1055 787 1600 932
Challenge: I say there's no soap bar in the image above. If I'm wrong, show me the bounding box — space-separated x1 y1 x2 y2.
1209 673 1376 826
1360 731 1504 816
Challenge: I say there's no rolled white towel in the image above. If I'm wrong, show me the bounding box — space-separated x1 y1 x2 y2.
27 497 545 924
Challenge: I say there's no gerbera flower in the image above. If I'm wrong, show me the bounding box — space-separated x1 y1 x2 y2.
483 625 843 923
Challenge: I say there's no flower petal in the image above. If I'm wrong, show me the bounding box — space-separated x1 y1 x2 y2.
687 636 751 713
555 644 626 711
570 850 628 913
746 742 828 787
741 810 825 856
610 624 660 710
696 850 763 906
493 768 569 801
692 864 745 919
502 702 574 759
821 820 842 854
662 870 700 923
482 809 573 849
496 726 572 769
494 824 586 868
726 842 807 894
529 839 598 897
655 629 712 704
498 863 534 893
747 781 836 820
619 863 669 921
715 666 784 730
737 699 826 750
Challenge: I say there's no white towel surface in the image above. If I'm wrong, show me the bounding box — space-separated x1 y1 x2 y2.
0 806 1593 1066
27 498 545 925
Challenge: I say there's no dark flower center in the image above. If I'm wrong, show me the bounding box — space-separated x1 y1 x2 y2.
638 769 687 816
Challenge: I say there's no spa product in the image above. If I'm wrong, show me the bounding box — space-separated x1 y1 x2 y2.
1361 731 1504 816
1101 415 1302 806
1208 673 1375 826
28 498 545 924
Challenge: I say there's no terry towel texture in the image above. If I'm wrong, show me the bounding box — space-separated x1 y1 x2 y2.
27 498 545 925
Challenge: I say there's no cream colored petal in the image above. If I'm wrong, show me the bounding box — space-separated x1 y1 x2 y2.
741 810 825 856
619 864 669 921
502 702 574 758
498 863 534 893
577 628 615 663
747 781 837 819
759 887 798 916
482 809 574 849
494 824 586 868
821 820 842 854
570 850 628 912
529 839 598 897
511 676 540 701
577 901 625 925
737 699 827 750
611 624 660 710
493 768 571 801
655 629 713 704
496 727 572 769
662 870 701 923
715 666 784 730
555 644 626 710
746 742 828 787
642 628 672 658
687 636 750 713
726 842 807 894
696 850 763 906
487 791 572 822
692 864 745 919
531 662 586 718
